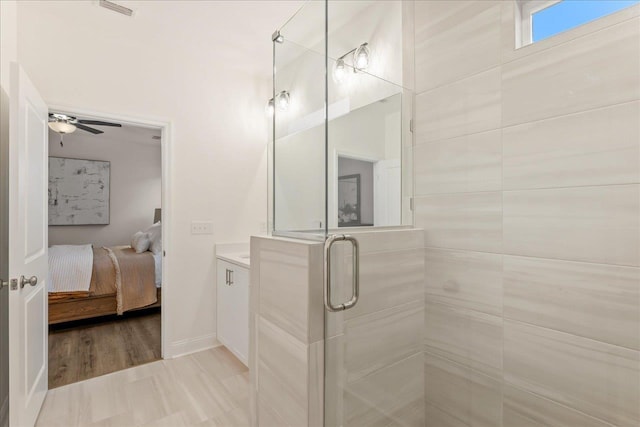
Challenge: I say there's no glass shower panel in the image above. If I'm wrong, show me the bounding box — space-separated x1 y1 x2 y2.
272 1 327 239
326 0 411 229
324 2 419 426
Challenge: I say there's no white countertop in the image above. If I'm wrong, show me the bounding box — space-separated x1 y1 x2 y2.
216 242 250 268
216 252 250 268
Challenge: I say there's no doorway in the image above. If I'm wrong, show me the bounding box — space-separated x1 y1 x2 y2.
45 109 169 388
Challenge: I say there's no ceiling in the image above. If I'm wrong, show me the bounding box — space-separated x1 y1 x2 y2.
20 0 304 80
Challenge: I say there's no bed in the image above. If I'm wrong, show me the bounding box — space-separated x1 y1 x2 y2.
48 245 162 325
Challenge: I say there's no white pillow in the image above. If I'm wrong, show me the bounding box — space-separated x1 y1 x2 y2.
131 231 151 253
145 221 162 255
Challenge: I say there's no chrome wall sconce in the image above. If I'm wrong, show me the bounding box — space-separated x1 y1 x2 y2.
266 90 290 116
266 98 275 116
275 90 290 111
333 42 370 83
272 30 284 44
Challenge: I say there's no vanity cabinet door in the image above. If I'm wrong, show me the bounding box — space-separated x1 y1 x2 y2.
216 259 249 366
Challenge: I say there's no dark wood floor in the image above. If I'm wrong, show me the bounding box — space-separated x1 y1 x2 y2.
48 308 161 389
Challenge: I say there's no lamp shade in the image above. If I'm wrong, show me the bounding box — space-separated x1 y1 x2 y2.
48 121 77 134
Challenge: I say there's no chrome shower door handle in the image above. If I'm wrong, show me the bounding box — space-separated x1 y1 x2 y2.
324 234 359 312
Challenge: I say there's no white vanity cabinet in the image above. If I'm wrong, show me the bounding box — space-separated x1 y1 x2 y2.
216 257 249 366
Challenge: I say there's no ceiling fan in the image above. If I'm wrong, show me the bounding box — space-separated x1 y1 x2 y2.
48 113 122 146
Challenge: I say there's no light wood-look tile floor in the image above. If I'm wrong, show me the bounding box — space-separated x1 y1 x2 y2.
36 346 250 427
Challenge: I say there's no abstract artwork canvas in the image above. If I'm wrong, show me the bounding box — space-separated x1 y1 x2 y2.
338 174 361 227
48 157 110 225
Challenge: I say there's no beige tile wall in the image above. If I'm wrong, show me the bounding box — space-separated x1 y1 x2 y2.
415 2 640 426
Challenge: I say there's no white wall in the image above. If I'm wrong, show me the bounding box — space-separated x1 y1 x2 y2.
16 0 301 357
48 128 161 248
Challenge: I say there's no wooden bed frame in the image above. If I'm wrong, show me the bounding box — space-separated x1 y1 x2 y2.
49 288 162 325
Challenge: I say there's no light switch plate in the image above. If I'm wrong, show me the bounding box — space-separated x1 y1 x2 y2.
191 221 213 235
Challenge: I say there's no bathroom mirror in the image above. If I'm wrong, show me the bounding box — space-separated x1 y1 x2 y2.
330 92 402 228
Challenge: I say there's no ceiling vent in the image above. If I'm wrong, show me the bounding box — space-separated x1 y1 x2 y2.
99 0 134 17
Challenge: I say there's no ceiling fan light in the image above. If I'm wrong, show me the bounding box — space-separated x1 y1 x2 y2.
48 121 77 134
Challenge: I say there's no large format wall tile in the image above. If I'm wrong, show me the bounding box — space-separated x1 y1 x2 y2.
416 192 502 253
504 256 640 350
503 185 640 266
425 404 468 427
503 101 640 190
424 302 502 378
344 354 424 427
337 249 425 321
425 248 503 316
415 130 502 195
415 67 501 143
503 384 615 427
424 352 502 427
415 0 501 92
502 18 640 126
257 240 311 343
258 361 307 427
504 321 640 427
344 301 423 383
346 228 425 254
256 317 308 426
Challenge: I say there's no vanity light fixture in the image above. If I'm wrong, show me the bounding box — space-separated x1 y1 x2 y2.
272 30 284 44
275 90 290 111
333 58 348 83
353 43 370 71
266 98 275 116
332 42 370 83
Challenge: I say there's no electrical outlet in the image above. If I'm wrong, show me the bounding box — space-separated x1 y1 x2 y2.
191 221 213 235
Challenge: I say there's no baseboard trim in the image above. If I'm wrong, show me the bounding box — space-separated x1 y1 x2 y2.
165 333 221 358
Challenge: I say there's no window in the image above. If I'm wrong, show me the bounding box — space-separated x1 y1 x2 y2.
518 0 640 46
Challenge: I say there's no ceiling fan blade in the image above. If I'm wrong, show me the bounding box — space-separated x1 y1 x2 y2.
75 123 104 135
76 119 122 127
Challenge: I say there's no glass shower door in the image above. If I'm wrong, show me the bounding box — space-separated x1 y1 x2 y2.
323 1 421 426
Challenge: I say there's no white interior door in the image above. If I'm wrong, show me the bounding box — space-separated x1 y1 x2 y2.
8 63 48 427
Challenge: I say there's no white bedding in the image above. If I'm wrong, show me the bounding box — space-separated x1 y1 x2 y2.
153 251 162 288
48 244 93 293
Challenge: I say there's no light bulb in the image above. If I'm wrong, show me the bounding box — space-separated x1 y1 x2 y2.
333 58 348 83
354 43 370 71
266 98 275 116
276 90 290 111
